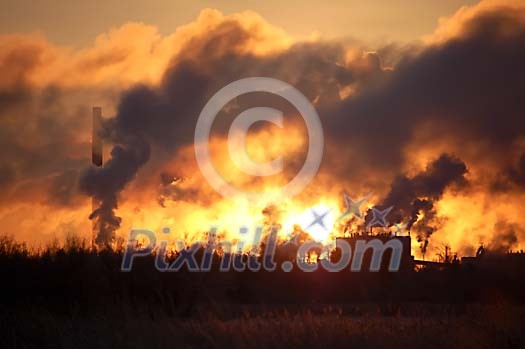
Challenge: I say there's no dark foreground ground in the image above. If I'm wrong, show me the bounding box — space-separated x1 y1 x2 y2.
2 236 525 348
3 303 525 348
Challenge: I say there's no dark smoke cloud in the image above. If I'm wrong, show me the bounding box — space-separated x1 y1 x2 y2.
47 169 80 206
0 84 109 211
0 34 122 213
81 20 380 245
156 173 217 207
365 154 468 254
488 220 521 254
79 138 150 245
491 152 525 191
0 164 15 189
323 8 525 173
384 154 468 224
507 154 525 188
80 7 525 248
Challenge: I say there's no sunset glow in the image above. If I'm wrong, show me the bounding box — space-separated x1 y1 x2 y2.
0 0 524 261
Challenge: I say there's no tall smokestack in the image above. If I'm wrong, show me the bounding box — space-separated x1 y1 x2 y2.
91 106 103 248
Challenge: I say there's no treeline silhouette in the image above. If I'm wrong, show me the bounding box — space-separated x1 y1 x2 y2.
2 234 525 317
2 235 525 348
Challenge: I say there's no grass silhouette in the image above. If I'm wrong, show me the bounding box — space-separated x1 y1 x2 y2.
1 235 524 348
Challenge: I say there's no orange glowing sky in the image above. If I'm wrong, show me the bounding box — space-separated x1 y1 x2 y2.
0 0 524 261
1 0 478 45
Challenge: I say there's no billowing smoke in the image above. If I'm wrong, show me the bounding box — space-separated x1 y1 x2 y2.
79 134 150 245
1 3 525 253
508 154 525 188
488 220 521 253
367 154 468 254
77 20 377 245
493 152 525 191
80 5 525 248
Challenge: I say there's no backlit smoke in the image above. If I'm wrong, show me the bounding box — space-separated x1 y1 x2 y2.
0 3 524 256
76 5 525 250
367 154 468 255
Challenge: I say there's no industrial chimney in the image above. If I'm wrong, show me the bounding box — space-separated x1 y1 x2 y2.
91 106 103 248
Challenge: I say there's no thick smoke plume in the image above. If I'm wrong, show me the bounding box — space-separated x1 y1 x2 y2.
79 135 150 245
83 4 525 247
1 3 525 254
367 154 468 254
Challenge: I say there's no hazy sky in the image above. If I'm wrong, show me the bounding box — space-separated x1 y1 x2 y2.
2 0 525 253
1 0 478 45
